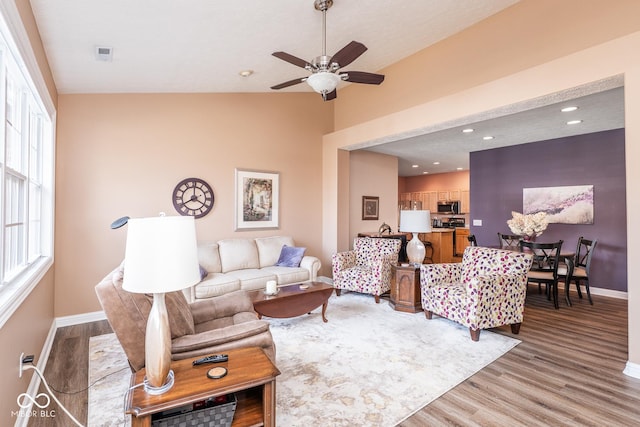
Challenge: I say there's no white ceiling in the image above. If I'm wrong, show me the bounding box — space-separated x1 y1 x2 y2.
28 0 625 175
29 0 519 93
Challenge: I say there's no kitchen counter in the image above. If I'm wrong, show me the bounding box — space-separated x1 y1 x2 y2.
428 228 455 233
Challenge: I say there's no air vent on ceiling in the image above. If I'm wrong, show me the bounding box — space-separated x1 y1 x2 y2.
95 46 113 62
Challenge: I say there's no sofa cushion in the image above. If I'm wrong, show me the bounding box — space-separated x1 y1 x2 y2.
275 245 306 267
218 239 260 273
198 242 222 274
194 274 242 299
262 266 310 284
255 236 295 268
226 269 277 291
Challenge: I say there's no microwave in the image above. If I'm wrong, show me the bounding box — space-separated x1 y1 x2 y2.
437 200 460 214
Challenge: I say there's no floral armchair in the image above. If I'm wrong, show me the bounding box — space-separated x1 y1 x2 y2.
420 246 533 341
332 237 402 303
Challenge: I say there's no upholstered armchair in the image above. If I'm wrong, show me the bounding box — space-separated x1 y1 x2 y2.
420 246 533 341
95 265 276 371
332 237 401 303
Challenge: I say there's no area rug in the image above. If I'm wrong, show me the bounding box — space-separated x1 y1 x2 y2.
88 292 519 426
87 334 131 427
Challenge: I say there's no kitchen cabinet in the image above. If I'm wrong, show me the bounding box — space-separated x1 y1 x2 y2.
460 190 470 213
448 189 461 201
437 191 450 201
424 191 438 213
419 230 454 263
454 228 470 257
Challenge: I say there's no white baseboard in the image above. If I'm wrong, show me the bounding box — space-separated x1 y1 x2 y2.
557 284 627 300
55 310 106 328
623 361 640 379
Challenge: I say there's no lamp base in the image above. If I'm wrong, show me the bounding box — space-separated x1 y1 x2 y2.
143 369 175 395
406 233 426 265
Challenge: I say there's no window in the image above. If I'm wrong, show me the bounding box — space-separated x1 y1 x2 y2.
0 7 54 326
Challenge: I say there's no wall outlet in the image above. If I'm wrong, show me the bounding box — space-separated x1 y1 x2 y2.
472 219 483 226
19 353 34 378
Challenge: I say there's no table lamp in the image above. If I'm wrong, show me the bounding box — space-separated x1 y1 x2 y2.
122 215 200 395
399 210 432 265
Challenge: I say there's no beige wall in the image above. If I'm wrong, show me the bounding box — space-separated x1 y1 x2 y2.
54 93 333 316
334 0 640 129
349 151 398 241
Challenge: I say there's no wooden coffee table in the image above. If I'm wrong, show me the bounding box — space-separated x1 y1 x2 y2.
250 281 334 322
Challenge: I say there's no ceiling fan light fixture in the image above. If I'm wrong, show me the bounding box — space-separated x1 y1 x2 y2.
306 72 340 94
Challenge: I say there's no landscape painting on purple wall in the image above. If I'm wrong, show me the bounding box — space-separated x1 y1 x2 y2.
523 185 594 224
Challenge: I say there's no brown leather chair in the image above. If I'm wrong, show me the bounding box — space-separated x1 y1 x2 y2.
95 265 276 371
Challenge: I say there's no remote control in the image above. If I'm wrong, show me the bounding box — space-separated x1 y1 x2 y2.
192 354 228 366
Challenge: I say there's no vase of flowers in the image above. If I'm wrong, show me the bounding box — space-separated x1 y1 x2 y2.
507 211 548 240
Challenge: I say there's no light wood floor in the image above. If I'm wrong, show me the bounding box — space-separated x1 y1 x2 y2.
29 289 640 426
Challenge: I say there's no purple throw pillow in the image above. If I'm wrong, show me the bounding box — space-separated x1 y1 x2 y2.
199 264 208 280
275 245 306 268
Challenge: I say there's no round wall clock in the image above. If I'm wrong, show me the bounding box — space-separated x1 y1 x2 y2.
172 177 214 218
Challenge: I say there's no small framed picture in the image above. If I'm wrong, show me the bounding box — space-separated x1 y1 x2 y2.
362 196 379 220
235 169 280 230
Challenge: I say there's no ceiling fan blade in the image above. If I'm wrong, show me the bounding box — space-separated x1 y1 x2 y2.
323 89 337 101
272 52 311 69
340 71 385 85
270 77 307 90
330 41 367 68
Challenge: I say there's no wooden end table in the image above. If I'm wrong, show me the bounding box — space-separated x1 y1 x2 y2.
125 347 280 427
390 263 422 313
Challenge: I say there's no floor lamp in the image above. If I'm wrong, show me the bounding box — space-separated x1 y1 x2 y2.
399 210 432 265
122 215 200 395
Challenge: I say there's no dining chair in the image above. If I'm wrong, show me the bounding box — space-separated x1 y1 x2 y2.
468 234 478 246
498 232 521 249
558 237 598 305
519 240 563 309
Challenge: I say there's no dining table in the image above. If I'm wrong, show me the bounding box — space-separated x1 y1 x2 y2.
488 244 575 306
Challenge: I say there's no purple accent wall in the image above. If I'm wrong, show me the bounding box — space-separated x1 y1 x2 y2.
469 129 626 292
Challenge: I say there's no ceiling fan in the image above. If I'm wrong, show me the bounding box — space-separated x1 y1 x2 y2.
270 0 385 101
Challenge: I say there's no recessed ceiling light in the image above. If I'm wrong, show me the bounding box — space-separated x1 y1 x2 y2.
462 128 474 133
456 167 463 170
567 120 583 125
422 171 429 174
433 161 440 165
483 136 494 140
561 106 578 112
412 164 419 168
239 70 254 77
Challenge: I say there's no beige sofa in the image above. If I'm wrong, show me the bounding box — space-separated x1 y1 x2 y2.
187 235 321 302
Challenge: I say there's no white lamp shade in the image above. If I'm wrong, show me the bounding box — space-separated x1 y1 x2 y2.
122 216 200 294
399 210 432 233
306 72 340 94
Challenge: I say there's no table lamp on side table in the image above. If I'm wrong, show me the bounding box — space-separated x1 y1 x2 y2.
122 215 201 395
399 210 432 265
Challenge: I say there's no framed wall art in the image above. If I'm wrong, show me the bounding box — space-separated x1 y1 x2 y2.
235 169 279 230
523 184 594 224
362 196 379 220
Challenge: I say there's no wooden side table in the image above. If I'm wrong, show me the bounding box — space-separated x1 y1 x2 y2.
125 347 280 427
390 264 422 313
